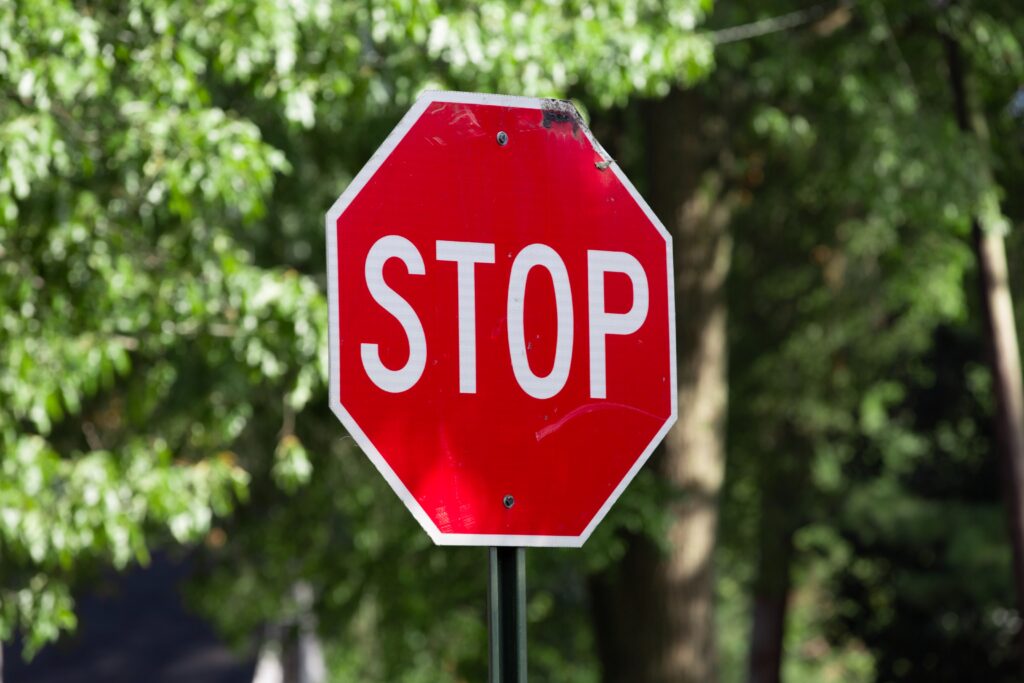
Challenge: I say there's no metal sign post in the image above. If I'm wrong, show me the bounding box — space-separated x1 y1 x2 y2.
489 547 526 683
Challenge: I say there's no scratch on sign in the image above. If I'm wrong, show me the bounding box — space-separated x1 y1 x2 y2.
535 401 662 442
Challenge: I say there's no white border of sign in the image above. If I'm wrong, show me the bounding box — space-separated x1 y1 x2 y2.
325 91 678 548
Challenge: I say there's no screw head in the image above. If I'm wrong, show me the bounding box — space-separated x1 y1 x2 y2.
496 130 509 146
503 494 515 509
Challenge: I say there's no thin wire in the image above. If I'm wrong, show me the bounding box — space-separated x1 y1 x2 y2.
710 0 857 45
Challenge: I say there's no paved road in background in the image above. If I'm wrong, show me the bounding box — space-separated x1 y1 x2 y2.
7 555 255 683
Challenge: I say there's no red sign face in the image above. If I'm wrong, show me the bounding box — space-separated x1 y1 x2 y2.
326 92 676 547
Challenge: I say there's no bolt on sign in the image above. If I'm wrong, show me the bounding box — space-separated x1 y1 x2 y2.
326 92 677 547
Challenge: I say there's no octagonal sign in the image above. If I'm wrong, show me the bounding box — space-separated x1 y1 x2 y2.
325 92 676 547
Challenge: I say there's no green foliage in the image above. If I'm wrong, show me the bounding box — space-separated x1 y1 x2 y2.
713 0 1024 679
368 0 714 106
0 0 325 654
1 0 713 670
4 0 1023 680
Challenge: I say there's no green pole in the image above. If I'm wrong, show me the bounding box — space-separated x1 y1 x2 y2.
488 547 527 683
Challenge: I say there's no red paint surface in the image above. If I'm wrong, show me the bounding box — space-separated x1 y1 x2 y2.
334 100 673 539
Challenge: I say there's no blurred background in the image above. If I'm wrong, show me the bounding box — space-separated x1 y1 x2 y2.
2 1 1023 682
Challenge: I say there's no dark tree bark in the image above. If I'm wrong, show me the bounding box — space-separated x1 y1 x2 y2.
748 591 789 683
590 88 734 683
943 25 1024 666
746 432 809 683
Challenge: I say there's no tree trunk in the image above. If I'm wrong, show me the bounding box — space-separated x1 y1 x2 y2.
975 225 1024 637
748 516 793 683
748 592 788 683
746 432 808 683
590 88 733 683
943 28 1024 665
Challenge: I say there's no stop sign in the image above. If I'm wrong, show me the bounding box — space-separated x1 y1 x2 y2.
325 92 676 547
